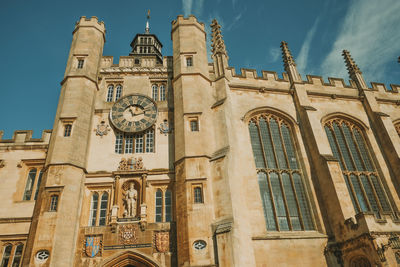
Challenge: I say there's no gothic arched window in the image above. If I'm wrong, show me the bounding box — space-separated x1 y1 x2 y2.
248 113 314 231
106 84 114 102
115 84 123 101
23 168 37 200
152 85 158 101
324 118 393 216
89 193 99 226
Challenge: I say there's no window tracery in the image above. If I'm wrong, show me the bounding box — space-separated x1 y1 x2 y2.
1 243 24 267
23 168 43 201
248 113 314 231
324 118 393 217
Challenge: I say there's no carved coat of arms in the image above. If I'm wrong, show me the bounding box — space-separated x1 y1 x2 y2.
119 224 138 245
85 236 101 258
95 121 110 137
118 157 145 171
155 232 170 253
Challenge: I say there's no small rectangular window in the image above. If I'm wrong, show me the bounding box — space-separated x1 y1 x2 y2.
125 135 133 154
190 119 199 132
49 195 59 211
64 124 72 137
135 134 144 153
145 129 154 153
115 133 123 154
77 59 84 69
193 186 203 203
186 57 193 67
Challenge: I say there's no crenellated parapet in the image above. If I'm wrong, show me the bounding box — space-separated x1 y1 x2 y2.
73 16 106 38
100 56 172 71
0 130 51 147
171 15 205 33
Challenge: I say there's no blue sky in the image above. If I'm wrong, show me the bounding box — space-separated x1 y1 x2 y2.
0 0 399 138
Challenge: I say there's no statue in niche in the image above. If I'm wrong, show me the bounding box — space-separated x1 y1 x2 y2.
124 183 137 218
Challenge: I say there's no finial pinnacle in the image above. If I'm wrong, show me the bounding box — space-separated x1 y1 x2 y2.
145 9 150 34
210 19 227 57
342 49 361 76
280 41 296 69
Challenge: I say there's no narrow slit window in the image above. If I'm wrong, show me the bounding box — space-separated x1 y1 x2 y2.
49 195 59 211
165 190 172 222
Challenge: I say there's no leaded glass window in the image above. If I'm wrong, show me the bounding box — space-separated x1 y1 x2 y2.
1 245 12 267
248 114 314 231
49 195 58 211
324 118 393 217
159 85 166 101
125 135 133 154
115 130 154 154
89 193 98 226
99 193 108 226
194 187 203 203
145 129 154 153
11 244 23 267
135 134 143 153
106 85 114 102
34 170 43 200
115 133 123 154
152 85 158 101
23 169 37 201
155 190 162 222
115 84 123 101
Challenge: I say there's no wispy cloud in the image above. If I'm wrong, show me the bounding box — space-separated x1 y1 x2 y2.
268 47 280 63
226 12 243 31
182 0 205 17
296 17 320 76
321 0 400 82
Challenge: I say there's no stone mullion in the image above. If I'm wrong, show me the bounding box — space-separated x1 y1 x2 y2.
266 171 280 231
278 121 291 169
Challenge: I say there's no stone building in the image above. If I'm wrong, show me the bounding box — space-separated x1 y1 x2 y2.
0 14 400 267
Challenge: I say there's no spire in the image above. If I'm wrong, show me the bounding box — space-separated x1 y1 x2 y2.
211 19 227 57
145 9 150 34
342 50 367 89
280 41 301 82
210 19 229 78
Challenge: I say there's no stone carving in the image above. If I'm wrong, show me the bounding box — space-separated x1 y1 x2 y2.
118 157 145 171
0 160 5 168
159 120 173 135
95 121 110 137
124 183 137 218
119 224 138 245
155 232 170 253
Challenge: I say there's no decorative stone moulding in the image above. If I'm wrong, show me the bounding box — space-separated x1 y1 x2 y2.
118 157 145 171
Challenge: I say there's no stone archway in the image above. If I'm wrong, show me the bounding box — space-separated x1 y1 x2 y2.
101 251 160 267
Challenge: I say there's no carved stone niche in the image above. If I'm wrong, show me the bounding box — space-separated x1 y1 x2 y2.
113 174 148 224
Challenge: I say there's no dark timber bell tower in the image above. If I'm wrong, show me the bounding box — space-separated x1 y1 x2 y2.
129 10 163 64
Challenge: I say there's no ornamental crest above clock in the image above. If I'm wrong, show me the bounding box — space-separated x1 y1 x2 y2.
110 94 158 133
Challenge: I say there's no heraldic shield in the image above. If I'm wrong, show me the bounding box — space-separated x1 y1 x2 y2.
155 232 169 253
85 236 101 258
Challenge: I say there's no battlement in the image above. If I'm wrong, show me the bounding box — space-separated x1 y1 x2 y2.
100 56 172 69
74 16 106 34
171 15 205 32
0 130 51 146
304 75 356 89
226 67 289 82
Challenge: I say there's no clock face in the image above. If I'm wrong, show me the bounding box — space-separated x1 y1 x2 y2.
110 94 158 133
